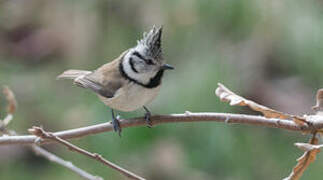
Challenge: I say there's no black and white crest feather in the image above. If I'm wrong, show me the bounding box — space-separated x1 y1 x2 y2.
137 26 163 61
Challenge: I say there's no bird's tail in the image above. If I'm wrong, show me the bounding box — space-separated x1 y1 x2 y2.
57 69 92 80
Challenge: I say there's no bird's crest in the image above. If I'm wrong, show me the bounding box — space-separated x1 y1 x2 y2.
137 26 163 61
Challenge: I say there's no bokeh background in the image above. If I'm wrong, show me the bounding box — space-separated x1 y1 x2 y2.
0 0 323 179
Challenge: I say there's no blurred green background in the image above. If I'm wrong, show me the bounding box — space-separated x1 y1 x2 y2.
0 0 322 179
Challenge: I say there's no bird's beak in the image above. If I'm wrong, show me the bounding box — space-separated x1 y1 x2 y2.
161 64 174 70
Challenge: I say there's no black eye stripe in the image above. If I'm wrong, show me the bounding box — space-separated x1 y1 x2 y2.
133 51 155 65
133 51 145 60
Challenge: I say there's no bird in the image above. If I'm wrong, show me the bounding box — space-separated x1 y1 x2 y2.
57 26 174 136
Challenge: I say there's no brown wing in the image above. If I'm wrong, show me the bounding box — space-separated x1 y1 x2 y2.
75 53 126 98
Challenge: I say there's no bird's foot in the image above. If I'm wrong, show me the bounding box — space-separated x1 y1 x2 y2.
112 115 122 137
143 106 153 128
145 111 152 128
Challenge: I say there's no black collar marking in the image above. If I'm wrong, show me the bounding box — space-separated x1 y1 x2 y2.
119 58 164 89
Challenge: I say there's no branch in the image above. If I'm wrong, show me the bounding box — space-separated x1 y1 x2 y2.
31 145 103 180
30 127 145 180
216 83 323 180
1 84 322 180
0 112 322 145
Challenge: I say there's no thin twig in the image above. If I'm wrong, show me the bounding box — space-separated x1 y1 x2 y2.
31 145 103 180
1 86 103 180
30 127 145 180
1 123 102 180
1 112 321 145
1 127 102 180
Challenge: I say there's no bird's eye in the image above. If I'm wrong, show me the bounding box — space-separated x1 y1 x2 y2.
145 59 154 65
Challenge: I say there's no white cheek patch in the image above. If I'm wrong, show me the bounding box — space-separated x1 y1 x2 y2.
122 52 156 85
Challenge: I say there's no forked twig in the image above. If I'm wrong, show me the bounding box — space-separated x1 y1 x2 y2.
29 126 145 180
1 86 102 180
283 134 320 180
